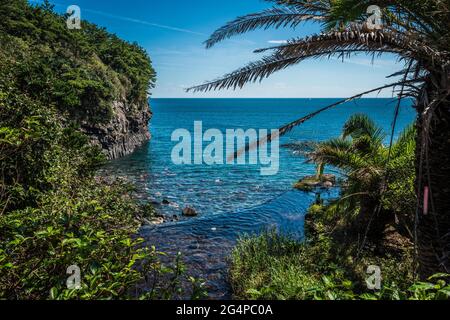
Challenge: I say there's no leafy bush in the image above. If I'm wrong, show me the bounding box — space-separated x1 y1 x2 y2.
0 177 199 299
0 86 188 299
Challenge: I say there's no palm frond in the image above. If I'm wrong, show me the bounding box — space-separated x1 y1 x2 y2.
189 27 442 93
390 124 416 158
342 114 385 142
324 0 447 37
256 29 445 65
193 0 450 96
308 137 352 162
204 6 325 49
325 0 370 30
186 53 303 92
312 143 382 179
189 38 398 93
188 49 386 93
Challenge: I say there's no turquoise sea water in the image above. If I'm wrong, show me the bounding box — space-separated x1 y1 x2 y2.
106 98 415 217
103 98 416 298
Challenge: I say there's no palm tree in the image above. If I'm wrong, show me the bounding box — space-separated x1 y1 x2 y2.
308 114 415 238
187 0 450 278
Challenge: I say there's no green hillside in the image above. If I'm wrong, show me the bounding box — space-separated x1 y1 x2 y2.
0 1 186 300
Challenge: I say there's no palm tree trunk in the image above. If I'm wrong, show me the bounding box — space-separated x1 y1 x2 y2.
416 90 450 279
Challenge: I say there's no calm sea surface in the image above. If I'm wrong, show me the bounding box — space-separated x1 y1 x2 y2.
103 98 415 298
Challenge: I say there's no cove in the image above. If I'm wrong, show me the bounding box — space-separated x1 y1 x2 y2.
101 98 415 298
140 188 339 299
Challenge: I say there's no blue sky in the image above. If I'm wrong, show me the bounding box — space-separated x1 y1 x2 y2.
31 0 403 98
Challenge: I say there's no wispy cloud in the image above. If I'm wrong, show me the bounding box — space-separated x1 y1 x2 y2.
83 8 207 36
268 40 288 44
29 0 206 36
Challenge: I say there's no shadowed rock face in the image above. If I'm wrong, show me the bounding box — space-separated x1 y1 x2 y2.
83 100 152 160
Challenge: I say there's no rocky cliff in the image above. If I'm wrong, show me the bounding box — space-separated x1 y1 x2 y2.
83 100 152 160
0 1 156 161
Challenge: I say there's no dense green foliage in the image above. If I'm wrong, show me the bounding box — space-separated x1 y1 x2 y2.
309 114 416 237
0 1 191 300
229 114 449 300
0 0 157 214
0 0 155 122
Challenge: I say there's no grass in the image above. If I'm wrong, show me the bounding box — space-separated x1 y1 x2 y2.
230 230 355 300
229 205 450 300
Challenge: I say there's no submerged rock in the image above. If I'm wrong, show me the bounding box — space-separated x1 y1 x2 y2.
182 207 198 217
294 174 337 191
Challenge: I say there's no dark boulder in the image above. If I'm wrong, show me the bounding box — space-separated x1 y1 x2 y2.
182 207 198 217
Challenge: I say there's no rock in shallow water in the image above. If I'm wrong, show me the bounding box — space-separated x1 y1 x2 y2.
182 207 198 217
323 181 333 188
144 217 164 225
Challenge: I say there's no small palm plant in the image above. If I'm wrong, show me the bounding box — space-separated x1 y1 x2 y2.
188 0 450 278
308 114 415 236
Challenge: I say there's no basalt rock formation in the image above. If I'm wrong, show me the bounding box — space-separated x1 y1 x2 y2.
83 100 152 160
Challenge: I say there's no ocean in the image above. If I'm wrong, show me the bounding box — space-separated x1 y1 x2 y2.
103 98 416 298
105 98 415 217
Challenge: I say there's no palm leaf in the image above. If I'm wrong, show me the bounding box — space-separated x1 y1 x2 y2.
390 124 416 158
189 28 437 93
186 53 303 92
256 28 443 64
342 114 385 143
204 6 325 49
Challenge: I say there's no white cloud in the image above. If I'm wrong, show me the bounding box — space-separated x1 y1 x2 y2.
268 40 288 44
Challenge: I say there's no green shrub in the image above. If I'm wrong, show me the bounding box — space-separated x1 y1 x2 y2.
0 177 197 300
0 90 192 299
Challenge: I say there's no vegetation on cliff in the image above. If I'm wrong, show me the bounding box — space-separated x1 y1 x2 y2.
0 1 191 299
0 0 155 122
